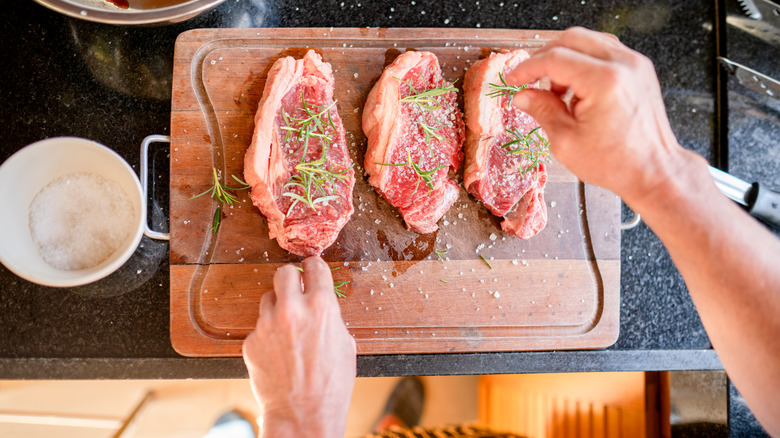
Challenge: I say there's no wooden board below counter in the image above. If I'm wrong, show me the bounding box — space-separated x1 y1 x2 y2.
169 28 621 356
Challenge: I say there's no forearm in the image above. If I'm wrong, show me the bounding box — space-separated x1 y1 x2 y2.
506 24 780 433
629 147 780 435
257 394 350 438
261 416 343 438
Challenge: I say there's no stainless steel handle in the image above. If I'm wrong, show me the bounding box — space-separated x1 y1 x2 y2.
622 166 777 231
621 208 642 230
709 166 753 206
141 135 170 241
709 166 780 229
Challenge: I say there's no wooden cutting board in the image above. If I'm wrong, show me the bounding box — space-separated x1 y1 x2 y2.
169 28 621 357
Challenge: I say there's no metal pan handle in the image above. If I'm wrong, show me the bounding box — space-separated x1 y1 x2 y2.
141 135 170 241
621 205 641 230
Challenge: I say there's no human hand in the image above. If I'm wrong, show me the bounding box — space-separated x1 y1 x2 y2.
242 256 356 438
508 26 690 206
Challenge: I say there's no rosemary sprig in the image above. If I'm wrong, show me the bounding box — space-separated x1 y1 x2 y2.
281 91 338 158
394 76 457 150
375 151 448 195
280 92 352 215
420 120 446 155
407 156 448 194
435 250 448 263
396 76 458 111
189 167 250 205
487 68 549 177
189 167 250 234
283 145 353 214
501 126 551 176
480 254 493 269
487 68 528 108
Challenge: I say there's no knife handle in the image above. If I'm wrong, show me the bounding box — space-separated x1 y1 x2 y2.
748 183 780 229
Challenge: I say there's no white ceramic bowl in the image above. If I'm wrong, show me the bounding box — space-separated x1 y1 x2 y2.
0 137 145 287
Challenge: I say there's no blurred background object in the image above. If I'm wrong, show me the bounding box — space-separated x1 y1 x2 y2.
32 0 228 25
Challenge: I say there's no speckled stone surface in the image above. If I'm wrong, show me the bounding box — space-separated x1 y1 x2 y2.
725 0 780 230
0 0 728 372
729 381 770 437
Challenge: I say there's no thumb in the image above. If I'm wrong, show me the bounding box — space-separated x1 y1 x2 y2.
512 89 573 136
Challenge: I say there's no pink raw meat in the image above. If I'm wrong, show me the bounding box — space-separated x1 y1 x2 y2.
244 50 355 256
363 51 465 234
463 50 549 239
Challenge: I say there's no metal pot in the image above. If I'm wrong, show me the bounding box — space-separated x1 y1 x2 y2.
32 0 227 25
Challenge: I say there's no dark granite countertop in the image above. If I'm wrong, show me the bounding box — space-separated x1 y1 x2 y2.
0 0 724 372
4 0 777 398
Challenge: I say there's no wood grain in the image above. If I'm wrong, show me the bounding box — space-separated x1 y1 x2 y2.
169 28 621 356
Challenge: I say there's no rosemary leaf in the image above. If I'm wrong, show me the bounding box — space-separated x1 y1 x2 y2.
487 68 529 108
375 151 448 195
211 207 221 234
188 168 250 206
420 120 448 155
312 195 340 205
500 126 551 178
282 192 310 205
400 84 458 102
394 75 457 149
231 174 250 187
333 280 350 298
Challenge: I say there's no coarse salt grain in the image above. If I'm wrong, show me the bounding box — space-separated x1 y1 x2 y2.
29 172 135 271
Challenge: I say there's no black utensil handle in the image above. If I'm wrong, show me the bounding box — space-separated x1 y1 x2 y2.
748 183 780 229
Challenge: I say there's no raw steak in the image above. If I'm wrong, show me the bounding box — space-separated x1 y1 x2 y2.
463 50 549 239
244 50 355 256
363 51 465 234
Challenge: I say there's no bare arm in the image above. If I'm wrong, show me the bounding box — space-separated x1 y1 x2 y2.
242 257 356 438
508 27 780 434
636 144 780 434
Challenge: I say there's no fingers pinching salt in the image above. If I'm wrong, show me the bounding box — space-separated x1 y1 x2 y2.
273 264 304 305
301 256 336 300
